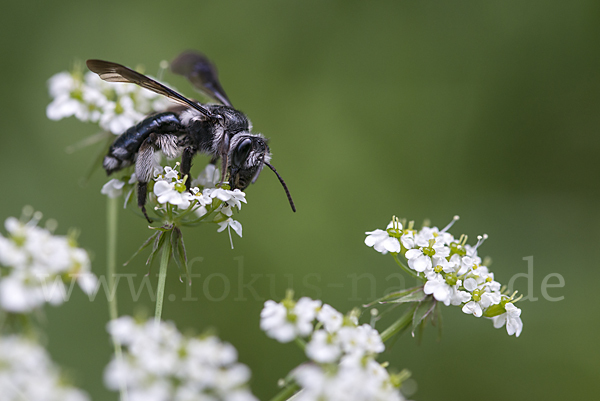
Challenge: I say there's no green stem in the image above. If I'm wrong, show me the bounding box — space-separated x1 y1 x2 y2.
107 197 119 323
155 244 171 323
107 197 128 401
392 253 424 282
380 304 417 343
269 382 301 401
294 337 307 352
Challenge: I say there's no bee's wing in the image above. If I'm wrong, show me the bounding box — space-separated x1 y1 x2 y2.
86 59 213 118
170 51 233 107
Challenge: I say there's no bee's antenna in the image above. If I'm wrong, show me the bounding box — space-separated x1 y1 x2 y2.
265 162 296 212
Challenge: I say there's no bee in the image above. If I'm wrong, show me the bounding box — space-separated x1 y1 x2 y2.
86 51 295 222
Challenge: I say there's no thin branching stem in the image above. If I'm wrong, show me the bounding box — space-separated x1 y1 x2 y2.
294 337 307 352
380 304 417 343
392 253 424 282
107 197 128 401
269 382 301 401
154 244 171 323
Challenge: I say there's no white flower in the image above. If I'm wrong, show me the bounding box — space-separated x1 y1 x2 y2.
260 300 295 342
0 270 48 312
107 315 143 345
47 67 177 132
100 96 144 134
456 254 475 275
154 180 195 209
46 72 88 121
424 275 469 306
306 330 342 363
365 220 402 255
405 248 432 272
461 300 483 317
263 297 405 400
260 297 322 343
461 280 502 317
225 189 247 209
206 188 247 210
105 316 258 401
46 70 109 123
217 218 243 237
295 297 322 323
492 303 523 337
0 335 91 401
400 230 417 249
463 277 478 292
48 71 76 98
101 178 126 198
0 213 97 313
406 237 451 274
365 229 400 254
162 166 180 180
0 235 27 267
292 355 404 401
193 164 221 188
317 304 344 333
338 324 384 357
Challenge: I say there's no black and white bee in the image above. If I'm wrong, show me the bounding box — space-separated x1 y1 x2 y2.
86 51 295 222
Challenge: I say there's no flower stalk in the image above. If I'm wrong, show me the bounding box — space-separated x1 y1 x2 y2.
392 253 423 282
379 304 418 343
268 382 301 401
106 197 129 401
107 196 119 323
154 244 171 323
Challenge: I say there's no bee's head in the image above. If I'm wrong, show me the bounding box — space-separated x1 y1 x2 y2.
228 134 270 190
228 133 296 212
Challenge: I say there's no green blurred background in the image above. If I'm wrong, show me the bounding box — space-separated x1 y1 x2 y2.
1 0 598 400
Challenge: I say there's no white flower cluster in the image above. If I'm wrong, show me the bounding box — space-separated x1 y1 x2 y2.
47 68 173 134
154 164 246 236
0 335 90 401
261 297 406 401
0 213 97 313
105 316 257 401
365 216 523 337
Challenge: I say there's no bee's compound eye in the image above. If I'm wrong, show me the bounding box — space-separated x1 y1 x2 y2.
233 138 252 167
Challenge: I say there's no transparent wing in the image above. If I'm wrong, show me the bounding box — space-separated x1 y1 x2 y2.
170 50 233 107
86 59 212 117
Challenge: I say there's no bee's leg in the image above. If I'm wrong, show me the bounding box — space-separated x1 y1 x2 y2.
181 146 196 191
137 182 152 224
136 134 158 224
218 134 230 186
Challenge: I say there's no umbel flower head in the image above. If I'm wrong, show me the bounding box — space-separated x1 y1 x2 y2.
0 208 97 314
0 335 90 401
261 293 408 401
46 64 173 134
114 164 247 279
105 316 258 401
365 215 523 337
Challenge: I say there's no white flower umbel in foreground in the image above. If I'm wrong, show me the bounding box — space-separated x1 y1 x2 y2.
0 209 97 313
365 215 524 337
261 293 408 401
0 335 90 401
105 316 258 401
